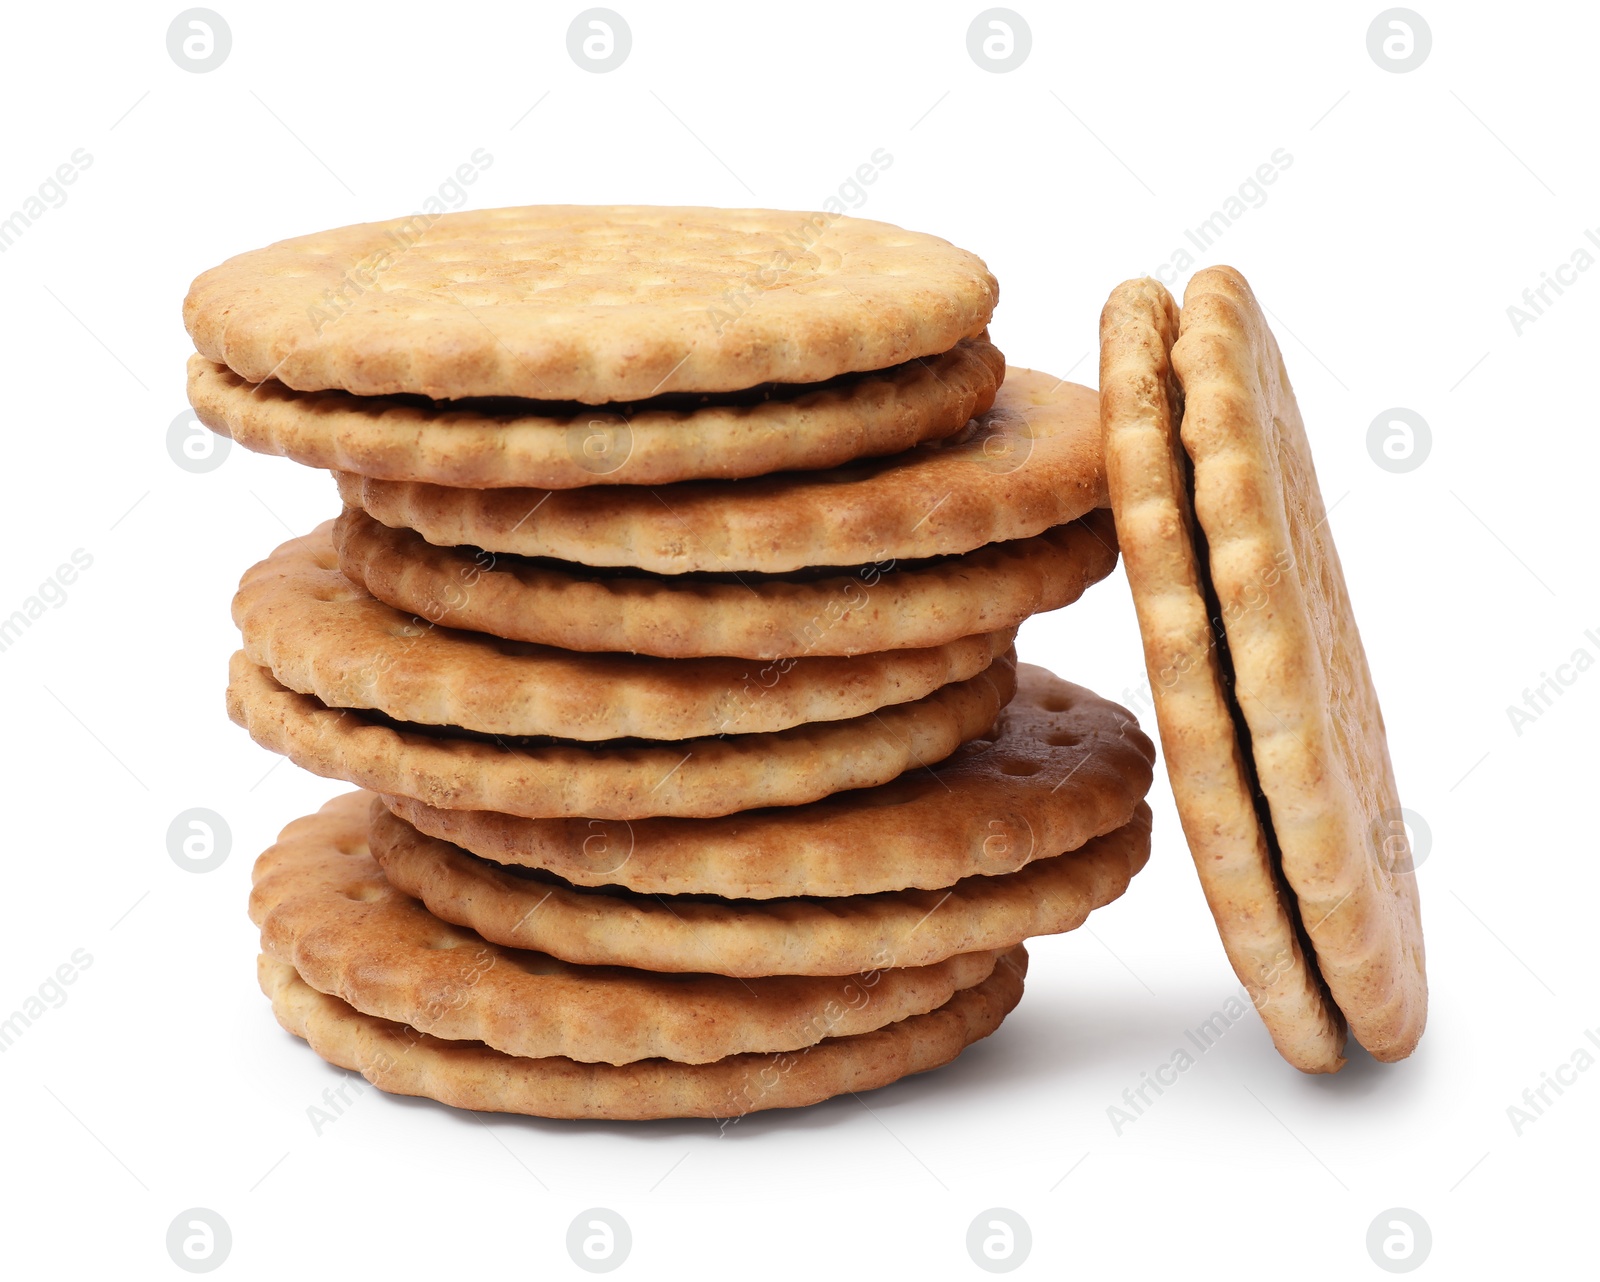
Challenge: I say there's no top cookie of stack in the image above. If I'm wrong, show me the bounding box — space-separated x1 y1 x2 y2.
184 205 1005 488
190 206 1149 1121
186 206 1116 661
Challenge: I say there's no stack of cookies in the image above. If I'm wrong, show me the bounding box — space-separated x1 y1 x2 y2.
184 206 1157 1120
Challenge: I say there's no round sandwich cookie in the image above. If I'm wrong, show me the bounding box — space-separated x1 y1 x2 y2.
183 205 999 403
234 521 1013 740
225 648 1016 820
260 945 1028 1121
369 795 1151 977
251 793 1002 1065
380 663 1154 899
186 337 1004 488
331 368 1105 574
1100 267 1425 1070
332 505 1119 660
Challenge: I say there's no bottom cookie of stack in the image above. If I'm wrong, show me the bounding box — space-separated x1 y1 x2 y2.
260 953 1026 1123
249 664 1155 1120
250 794 1024 1120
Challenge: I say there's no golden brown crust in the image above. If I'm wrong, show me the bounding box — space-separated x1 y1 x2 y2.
334 505 1119 660
382 664 1153 898
251 793 999 1064
1171 266 1425 1061
371 799 1151 976
187 339 1004 487
234 520 1012 739
225 648 1016 820
183 206 998 403
1100 277 1346 1073
332 370 1106 573
260 945 1028 1120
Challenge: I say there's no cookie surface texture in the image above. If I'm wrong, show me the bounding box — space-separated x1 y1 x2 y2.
332 369 1105 572
187 338 1004 487
260 945 1028 1121
380 663 1152 898
235 521 1013 739
184 205 999 402
251 793 1002 1064
225 649 1015 819
332 505 1119 660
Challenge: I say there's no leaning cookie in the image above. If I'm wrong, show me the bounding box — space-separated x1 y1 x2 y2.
1100 268 1426 1069
1101 278 1345 1073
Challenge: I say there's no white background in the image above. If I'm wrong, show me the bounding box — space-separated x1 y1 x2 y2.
1 1 1595 1277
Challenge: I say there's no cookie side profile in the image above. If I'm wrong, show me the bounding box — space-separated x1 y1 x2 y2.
260 945 1028 1121
1100 277 1347 1073
1171 266 1426 1062
187 337 1004 487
